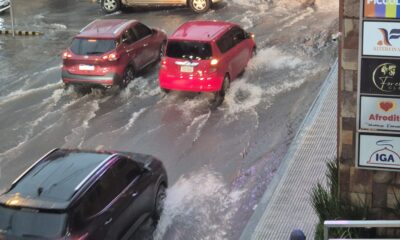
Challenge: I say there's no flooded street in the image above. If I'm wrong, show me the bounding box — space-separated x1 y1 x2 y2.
0 0 338 239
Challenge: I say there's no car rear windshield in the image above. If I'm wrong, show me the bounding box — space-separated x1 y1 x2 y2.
166 40 212 60
0 205 67 238
70 38 116 55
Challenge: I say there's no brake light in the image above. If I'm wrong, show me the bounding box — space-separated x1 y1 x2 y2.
210 59 219 66
161 58 167 70
69 233 88 240
62 51 72 59
102 52 119 61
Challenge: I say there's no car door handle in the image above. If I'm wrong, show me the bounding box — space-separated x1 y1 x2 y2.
143 43 148 47
131 192 138 198
104 218 113 225
126 49 134 53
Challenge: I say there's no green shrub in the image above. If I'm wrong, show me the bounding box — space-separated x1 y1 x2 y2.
311 160 372 239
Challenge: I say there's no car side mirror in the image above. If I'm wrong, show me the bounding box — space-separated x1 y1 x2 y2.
245 32 255 39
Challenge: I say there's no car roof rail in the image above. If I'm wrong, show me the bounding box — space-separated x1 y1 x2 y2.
80 19 99 33
113 20 136 36
9 148 59 189
73 153 120 192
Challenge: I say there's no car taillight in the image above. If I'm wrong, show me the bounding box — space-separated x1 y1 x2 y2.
102 52 119 61
161 58 167 70
62 51 72 59
210 59 219 66
69 233 88 240
208 59 219 73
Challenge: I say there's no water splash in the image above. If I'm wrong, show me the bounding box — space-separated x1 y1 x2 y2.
154 168 243 240
248 47 303 71
224 79 263 116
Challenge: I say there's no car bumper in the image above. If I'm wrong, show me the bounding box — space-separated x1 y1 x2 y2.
159 74 223 92
62 71 121 87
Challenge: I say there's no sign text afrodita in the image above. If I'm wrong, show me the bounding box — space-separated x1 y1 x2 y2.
360 96 400 130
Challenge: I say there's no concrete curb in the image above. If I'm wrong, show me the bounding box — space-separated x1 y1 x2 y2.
240 59 338 240
0 29 43 36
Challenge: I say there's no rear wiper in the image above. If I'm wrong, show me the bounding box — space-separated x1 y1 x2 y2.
85 51 103 55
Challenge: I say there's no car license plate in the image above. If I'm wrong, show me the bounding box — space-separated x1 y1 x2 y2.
79 64 95 71
180 66 193 73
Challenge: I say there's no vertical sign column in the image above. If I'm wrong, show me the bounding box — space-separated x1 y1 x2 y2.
357 0 400 171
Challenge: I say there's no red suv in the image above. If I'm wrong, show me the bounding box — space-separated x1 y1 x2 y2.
159 20 256 108
62 19 167 89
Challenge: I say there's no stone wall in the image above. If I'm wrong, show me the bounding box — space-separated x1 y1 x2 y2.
338 0 400 221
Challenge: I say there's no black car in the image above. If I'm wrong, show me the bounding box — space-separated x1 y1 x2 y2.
0 149 168 240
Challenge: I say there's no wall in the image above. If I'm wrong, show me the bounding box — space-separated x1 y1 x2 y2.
339 0 400 222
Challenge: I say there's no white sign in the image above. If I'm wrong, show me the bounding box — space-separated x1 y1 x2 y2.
363 21 400 57
360 96 400 131
359 134 400 170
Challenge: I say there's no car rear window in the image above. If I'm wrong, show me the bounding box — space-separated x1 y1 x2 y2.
0 205 67 238
70 38 116 55
166 40 212 60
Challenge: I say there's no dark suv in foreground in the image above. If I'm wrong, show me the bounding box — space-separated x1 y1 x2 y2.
0 149 167 240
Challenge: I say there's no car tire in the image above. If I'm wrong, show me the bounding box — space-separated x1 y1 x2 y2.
188 0 210 13
101 0 121 13
63 82 70 90
210 75 229 110
120 66 135 89
152 184 166 224
252 47 257 57
160 87 170 94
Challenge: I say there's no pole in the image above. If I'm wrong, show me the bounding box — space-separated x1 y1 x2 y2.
9 0 15 37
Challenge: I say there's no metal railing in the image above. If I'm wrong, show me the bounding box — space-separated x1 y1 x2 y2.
324 220 400 240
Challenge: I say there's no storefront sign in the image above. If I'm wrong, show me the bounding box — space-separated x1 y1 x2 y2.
363 21 400 57
365 0 400 18
360 58 400 94
360 96 400 131
359 133 400 170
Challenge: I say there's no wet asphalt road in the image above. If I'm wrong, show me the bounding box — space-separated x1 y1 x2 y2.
0 0 338 239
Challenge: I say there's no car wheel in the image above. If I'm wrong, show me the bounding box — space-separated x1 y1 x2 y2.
210 75 229 110
101 0 121 13
120 66 135 89
63 83 70 90
252 47 257 57
189 0 210 13
160 87 170 94
152 184 166 224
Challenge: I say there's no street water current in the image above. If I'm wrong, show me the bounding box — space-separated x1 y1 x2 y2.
0 0 338 239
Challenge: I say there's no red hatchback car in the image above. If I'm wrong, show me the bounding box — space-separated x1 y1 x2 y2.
62 19 167 89
159 20 256 107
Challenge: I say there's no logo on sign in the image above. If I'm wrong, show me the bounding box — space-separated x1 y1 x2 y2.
378 100 396 112
368 140 400 166
377 28 400 46
372 63 400 92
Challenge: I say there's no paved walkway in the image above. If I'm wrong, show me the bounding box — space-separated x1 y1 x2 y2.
240 60 338 240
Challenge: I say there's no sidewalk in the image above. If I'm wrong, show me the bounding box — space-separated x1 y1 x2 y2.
240 60 338 240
